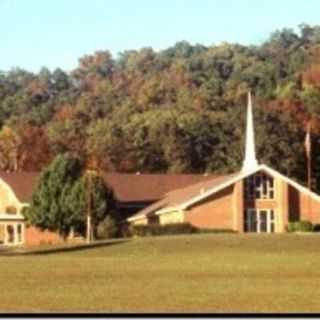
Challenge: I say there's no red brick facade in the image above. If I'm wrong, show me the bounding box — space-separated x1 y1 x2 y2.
185 185 235 229
171 172 320 232
24 226 64 247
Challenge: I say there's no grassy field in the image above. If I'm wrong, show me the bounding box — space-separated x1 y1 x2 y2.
1 233 320 313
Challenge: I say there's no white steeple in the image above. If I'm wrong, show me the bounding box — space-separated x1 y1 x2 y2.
242 91 258 172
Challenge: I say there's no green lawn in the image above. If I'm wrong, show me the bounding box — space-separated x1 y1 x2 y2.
1 233 320 313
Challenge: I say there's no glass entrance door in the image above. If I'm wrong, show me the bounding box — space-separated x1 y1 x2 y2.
259 210 268 233
244 209 275 233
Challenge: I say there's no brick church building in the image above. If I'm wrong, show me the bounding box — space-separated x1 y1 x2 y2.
128 93 320 233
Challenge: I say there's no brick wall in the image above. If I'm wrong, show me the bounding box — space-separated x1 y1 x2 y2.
24 226 64 247
184 185 234 229
288 185 320 225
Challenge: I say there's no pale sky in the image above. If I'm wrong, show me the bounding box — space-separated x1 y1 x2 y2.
1 0 320 72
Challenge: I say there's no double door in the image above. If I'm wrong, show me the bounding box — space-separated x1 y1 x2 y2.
244 209 275 233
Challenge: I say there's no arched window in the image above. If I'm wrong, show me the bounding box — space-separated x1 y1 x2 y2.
245 173 275 200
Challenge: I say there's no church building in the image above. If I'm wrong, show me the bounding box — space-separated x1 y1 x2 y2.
128 93 320 233
0 93 319 247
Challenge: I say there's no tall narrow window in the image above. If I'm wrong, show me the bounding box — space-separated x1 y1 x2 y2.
17 224 22 243
7 225 14 243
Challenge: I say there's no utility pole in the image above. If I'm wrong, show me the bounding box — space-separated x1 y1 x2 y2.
86 169 94 244
85 155 100 244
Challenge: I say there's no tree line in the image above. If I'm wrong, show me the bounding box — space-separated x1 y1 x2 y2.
1 24 320 190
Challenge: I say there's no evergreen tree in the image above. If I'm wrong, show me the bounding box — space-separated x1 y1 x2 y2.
24 154 115 239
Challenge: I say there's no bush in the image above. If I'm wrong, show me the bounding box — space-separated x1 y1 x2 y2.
313 224 320 232
287 221 313 233
287 222 297 233
96 216 119 239
129 223 198 237
198 228 236 234
118 222 133 238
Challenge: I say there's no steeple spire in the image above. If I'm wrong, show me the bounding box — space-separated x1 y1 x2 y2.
242 91 258 172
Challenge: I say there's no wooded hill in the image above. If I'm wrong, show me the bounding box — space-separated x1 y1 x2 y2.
1 24 320 190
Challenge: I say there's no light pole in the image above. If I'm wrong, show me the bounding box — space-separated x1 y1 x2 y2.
86 169 96 244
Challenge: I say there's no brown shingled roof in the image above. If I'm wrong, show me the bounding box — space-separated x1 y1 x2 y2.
102 173 216 202
0 171 217 203
129 173 239 220
0 171 40 202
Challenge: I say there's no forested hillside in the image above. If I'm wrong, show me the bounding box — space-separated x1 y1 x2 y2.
1 24 320 189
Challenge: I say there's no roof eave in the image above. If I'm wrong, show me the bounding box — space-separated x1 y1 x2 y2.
259 164 320 202
177 163 320 211
128 164 320 222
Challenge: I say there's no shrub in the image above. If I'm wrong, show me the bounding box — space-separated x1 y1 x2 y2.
287 222 297 233
298 221 313 232
129 223 198 237
198 228 236 234
287 221 313 233
313 224 320 232
96 215 119 239
118 222 137 238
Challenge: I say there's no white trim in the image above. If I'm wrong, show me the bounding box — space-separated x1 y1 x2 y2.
127 215 145 222
0 213 25 221
2 221 25 246
156 207 178 215
127 164 320 221
179 171 252 210
21 203 30 207
0 178 29 216
259 164 320 202
178 164 320 210
245 208 275 233
155 164 320 218
0 178 21 207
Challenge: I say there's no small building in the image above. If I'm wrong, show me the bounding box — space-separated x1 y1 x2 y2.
0 172 64 246
128 93 320 232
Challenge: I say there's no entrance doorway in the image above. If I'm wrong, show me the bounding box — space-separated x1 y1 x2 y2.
0 223 24 246
244 209 275 233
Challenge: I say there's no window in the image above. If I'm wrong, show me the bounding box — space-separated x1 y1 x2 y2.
5 206 17 215
147 215 159 225
6 225 14 243
270 210 275 232
17 224 22 243
244 209 276 233
244 209 257 232
245 173 275 200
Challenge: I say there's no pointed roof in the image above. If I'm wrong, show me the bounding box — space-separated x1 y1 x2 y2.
128 164 320 222
127 92 320 223
242 91 258 172
128 174 236 221
0 171 216 204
